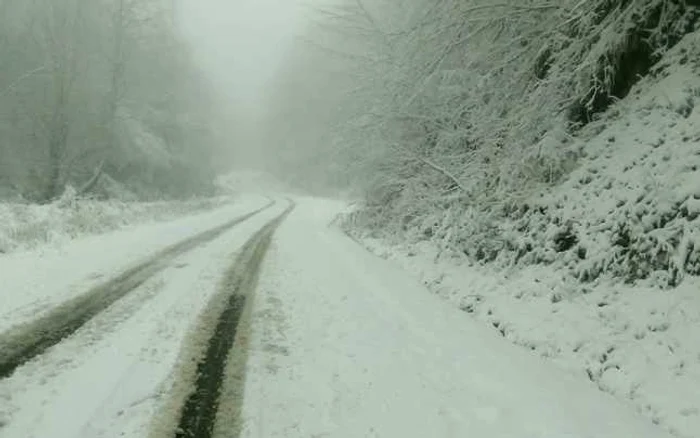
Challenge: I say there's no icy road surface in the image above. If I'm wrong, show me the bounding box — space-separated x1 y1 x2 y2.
0 196 671 438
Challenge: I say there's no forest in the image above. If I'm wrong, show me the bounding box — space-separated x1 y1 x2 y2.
0 0 227 202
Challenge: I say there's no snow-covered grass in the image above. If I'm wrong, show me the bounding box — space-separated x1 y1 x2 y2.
489 36 700 288
0 191 234 255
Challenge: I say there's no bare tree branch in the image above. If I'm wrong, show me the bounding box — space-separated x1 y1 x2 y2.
0 64 49 97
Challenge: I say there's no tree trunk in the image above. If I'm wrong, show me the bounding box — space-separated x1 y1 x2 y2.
44 112 69 202
78 159 105 196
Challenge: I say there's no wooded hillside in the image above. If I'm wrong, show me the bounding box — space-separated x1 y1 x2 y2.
0 0 225 202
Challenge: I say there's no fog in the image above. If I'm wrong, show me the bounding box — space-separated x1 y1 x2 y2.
176 0 307 112
0 0 394 200
175 0 318 175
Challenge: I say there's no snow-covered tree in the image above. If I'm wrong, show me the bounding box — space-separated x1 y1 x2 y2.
0 0 224 201
306 0 700 226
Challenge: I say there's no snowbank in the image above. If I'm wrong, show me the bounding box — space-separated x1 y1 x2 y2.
0 192 233 254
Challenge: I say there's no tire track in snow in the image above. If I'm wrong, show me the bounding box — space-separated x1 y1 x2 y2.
0 201 274 380
152 202 293 438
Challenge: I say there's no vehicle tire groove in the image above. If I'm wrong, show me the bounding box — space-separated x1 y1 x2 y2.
167 202 294 438
0 201 274 380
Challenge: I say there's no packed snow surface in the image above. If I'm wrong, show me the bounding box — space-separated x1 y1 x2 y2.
0 198 285 437
240 197 671 438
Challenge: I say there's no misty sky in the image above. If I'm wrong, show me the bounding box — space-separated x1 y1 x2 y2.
176 0 313 113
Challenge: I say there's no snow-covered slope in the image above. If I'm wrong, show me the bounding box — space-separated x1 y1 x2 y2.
343 19 700 438
496 31 700 288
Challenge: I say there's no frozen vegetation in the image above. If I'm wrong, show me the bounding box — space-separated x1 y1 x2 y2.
0 190 233 254
0 0 231 204
0 1 239 253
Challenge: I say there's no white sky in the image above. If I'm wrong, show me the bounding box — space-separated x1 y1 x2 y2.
176 0 310 112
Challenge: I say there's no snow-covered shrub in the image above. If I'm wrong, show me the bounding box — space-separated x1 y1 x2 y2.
0 196 231 254
339 0 700 287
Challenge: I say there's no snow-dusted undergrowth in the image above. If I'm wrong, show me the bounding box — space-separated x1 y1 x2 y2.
345 1 700 288
348 26 700 283
491 37 700 288
0 190 233 254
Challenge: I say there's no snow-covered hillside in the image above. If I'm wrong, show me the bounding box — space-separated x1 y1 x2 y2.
328 1 700 436
491 33 700 288
343 25 700 438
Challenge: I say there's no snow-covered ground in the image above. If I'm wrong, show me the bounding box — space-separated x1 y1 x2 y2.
240 197 670 438
340 25 700 438
0 195 269 333
356 237 700 438
0 196 679 437
0 198 286 437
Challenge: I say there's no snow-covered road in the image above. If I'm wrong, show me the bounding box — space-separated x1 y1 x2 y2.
0 196 285 437
0 196 672 437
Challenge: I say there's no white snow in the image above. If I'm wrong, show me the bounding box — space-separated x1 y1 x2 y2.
0 196 684 437
341 26 700 438
357 237 700 438
0 194 235 255
0 194 269 333
240 197 671 438
0 201 288 438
